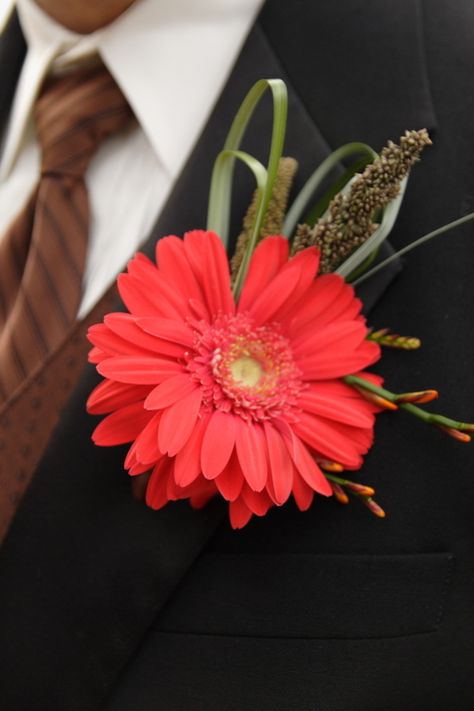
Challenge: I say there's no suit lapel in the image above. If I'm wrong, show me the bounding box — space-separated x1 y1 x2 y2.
0 8 26 141
0 22 336 711
0 5 436 710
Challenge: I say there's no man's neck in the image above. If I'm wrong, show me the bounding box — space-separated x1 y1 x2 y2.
32 0 137 34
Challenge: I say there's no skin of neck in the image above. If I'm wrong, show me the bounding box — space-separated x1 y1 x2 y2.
33 0 137 34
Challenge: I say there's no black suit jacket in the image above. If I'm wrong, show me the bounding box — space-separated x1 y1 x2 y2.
0 1 473 709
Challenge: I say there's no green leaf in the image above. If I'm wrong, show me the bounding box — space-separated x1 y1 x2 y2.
335 176 408 279
352 211 474 286
206 79 288 299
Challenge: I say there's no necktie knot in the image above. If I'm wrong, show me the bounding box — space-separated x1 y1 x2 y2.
35 64 134 178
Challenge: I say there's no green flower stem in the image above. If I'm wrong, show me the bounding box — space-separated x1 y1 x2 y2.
352 212 474 286
206 79 288 300
344 374 474 432
324 472 356 488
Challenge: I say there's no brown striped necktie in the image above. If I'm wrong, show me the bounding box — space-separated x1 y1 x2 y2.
0 63 134 402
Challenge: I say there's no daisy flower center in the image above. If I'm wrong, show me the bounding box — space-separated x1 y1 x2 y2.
230 356 263 387
187 313 302 422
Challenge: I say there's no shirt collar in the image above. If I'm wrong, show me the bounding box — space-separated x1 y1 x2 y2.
2 0 263 179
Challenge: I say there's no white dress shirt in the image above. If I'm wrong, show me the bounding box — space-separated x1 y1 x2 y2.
0 0 264 317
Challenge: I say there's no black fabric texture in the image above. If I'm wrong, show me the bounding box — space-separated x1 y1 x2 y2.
0 1 473 710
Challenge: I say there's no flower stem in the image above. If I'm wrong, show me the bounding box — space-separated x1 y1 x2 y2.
344 374 473 440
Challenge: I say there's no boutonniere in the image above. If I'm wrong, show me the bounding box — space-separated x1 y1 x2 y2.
86 80 474 528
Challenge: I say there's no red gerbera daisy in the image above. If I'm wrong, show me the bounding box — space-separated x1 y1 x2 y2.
87 231 381 528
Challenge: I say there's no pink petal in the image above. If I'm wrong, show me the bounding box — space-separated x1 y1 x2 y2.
238 236 289 312
229 498 253 529
117 272 165 318
184 230 234 316
241 484 273 516
98 356 183 385
155 235 204 302
92 401 153 446
298 340 381 380
292 470 315 511
87 379 150 415
288 275 347 336
89 321 177 359
136 317 194 347
277 423 332 496
270 247 320 322
158 388 203 456
105 313 186 358
292 320 367 357
146 458 173 509
298 387 375 428
134 411 162 465
215 452 244 501
144 374 197 409
126 255 190 319
88 346 107 364
235 419 268 492
174 414 209 487
201 410 237 479
263 421 293 505
292 411 362 468
281 426 332 495
190 486 217 510
248 262 302 325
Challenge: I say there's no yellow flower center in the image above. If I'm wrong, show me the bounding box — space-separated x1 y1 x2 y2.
230 355 263 387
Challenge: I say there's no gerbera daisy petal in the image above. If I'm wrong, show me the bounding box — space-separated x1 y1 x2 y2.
292 320 367 357
248 263 301 325
271 247 320 322
174 414 209 487
235 419 268 492
135 317 194 347
98 356 183 385
105 313 187 357
87 379 150 415
285 432 332 496
127 256 190 319
298 387 375 428
229 497 253 529
292 470 315 511
144 374 197 410
241 483 273 516
158 388 203 456
238 236 289 312
134 412 162 465
88 346 106 364
215 452 244 501
299 341 380 380
146 458 173 509
263 421 293 505
92 401 153 446
184 230 234 315
155 235 204 302
293 411 362 468
201 410 237 479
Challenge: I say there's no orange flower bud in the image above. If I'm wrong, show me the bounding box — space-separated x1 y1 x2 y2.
330 482 349 504
364 497 386 518
346 482 376 497
396 389 439 404
319 460 344 473
439 426 471 443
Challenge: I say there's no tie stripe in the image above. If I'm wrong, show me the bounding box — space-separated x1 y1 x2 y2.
0 64 133 400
